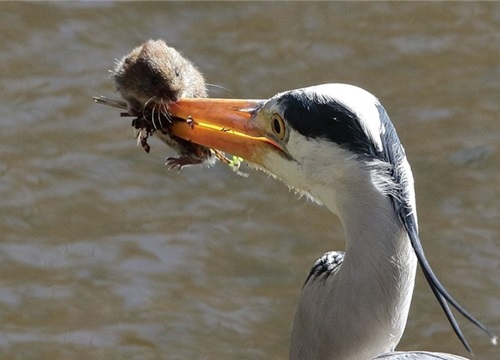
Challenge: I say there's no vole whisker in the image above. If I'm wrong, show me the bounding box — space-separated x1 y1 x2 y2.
206 83 234 96
160 103 173 124
143 97 156 126
151 101 162 131
154 101 163 130
150 103 156 130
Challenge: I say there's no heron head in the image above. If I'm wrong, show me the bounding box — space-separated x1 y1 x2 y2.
168 83 415 219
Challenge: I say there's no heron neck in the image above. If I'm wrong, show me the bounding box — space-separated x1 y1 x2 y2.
310 183 417 358
339 191 414 267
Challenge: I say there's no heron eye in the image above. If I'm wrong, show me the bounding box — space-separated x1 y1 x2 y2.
271 113 286 140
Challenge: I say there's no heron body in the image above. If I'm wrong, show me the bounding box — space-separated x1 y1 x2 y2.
166 84 495 359
298 252 469 360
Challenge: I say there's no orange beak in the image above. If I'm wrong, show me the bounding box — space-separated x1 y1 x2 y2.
167 98 285 164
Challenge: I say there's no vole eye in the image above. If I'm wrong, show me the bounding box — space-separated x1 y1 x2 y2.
174 68 180 77
271 113 286 140
150 76 160 86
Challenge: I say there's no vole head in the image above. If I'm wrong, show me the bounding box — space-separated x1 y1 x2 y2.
112 39 206 113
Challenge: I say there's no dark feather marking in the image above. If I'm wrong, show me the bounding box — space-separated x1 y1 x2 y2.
279 91 380 159
305 251 344 285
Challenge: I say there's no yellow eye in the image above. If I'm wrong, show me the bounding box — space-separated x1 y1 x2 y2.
271 113 286 140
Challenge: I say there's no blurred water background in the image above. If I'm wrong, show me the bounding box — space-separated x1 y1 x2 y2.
0 2 499 359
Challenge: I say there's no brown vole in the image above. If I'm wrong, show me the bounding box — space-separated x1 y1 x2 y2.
112 39 207 113
111 39 214 168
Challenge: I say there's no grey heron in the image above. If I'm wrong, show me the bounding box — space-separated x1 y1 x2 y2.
165 84 496 359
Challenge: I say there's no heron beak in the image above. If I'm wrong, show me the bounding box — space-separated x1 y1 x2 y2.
167 98 286 164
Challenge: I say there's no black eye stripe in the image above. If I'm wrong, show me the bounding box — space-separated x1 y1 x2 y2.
280 92 379 158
